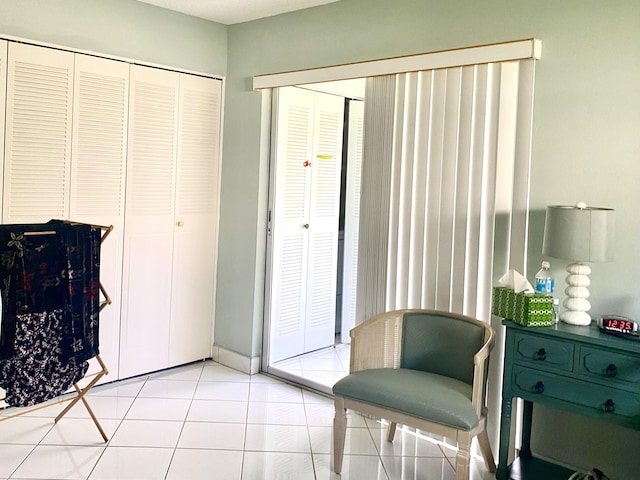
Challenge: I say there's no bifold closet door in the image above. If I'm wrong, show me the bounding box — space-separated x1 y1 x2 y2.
269 87 344 363
3 42 74 223
120 65 179 378
169 74 222 366
70 54 129 380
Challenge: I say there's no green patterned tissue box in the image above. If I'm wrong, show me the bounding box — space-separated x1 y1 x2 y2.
513 292 553 327
492 287 516 318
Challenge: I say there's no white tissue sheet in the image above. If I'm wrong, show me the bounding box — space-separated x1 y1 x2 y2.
498 269 534 294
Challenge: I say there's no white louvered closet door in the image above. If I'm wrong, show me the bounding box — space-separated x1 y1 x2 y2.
269 87 343 362
70 54 130 380
304 92 344 352
270 87 314 362
120 65 179 378
340 99 364 343
170 74 222 365
3 43 74 223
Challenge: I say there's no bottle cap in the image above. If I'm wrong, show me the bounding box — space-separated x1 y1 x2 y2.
541 260 550 269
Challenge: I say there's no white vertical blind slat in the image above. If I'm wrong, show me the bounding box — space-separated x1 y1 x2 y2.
464 64 489 317
509 60 536 274
408 71 432 308
437 67 462 311
452 65 475 314
421 69 447 309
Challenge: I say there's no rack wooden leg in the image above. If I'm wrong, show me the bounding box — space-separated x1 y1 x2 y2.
54 357 109 442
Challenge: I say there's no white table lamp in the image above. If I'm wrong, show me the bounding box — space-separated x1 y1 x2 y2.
542 203 614 326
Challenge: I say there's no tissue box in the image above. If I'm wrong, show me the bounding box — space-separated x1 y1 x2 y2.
492 287 516 318
492 287 553 327
512 292 553 327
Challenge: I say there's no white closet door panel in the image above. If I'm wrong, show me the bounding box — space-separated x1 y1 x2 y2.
3 43 74 223
170 74 222 366
341 100 364 343
71 54 130 380
304 92 344 352
0 40 6 203
121 227 173 376
120 65 179 378
269 87 314 362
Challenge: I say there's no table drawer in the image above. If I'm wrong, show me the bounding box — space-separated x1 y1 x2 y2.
512 332 574 372
512 366 640 425
512 367 578 404
579 346 640 388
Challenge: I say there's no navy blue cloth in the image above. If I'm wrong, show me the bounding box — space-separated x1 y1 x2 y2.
0 221 101 407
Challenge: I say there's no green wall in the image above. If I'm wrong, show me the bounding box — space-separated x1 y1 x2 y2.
0 0 227 74
220 0 640 476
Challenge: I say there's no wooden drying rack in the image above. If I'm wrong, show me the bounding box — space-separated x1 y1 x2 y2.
0 221 114 442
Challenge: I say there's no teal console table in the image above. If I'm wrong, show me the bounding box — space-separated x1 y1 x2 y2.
497 319 640 479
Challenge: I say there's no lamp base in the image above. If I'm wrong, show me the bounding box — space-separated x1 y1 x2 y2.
560 262 592 327
560 310 592 326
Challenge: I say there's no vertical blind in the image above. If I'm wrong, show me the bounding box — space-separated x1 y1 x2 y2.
357 59 536 324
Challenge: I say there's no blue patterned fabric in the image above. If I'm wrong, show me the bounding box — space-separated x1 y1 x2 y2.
0 221 101 407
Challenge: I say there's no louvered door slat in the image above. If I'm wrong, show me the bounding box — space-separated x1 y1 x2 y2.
3 43 73 223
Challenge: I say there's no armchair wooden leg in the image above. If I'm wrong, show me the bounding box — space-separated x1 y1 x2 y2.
477 429 496 472
455 436 471 480
386 421 397 442
333 396 347 474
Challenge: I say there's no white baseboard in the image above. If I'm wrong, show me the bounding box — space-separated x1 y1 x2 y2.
211 345 260 375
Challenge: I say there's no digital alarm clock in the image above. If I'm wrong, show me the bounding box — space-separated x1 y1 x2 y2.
597 315 640 339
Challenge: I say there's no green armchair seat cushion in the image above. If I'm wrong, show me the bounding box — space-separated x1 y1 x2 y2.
333 367 478 430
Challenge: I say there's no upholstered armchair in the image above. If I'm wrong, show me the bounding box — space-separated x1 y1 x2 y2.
332 309 496 480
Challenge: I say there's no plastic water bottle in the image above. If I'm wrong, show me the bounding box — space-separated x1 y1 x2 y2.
552 298 560 324
534 261 555 295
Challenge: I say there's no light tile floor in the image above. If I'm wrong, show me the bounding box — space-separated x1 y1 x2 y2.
0 360 496 479
273 342 351 391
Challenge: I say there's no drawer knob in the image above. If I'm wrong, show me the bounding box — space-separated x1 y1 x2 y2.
605 363 618 378
603 399 615 413
535 348 547 361
534 381 545 394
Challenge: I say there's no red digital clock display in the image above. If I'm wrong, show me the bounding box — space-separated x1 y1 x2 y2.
602 317 636 334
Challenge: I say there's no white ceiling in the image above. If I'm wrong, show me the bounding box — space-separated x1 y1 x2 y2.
134 0 341 25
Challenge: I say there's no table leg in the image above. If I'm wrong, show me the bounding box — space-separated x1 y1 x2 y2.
496 395 513 480
520 399 534 457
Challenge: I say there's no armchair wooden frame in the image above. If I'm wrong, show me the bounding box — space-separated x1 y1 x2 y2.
333 309 496 480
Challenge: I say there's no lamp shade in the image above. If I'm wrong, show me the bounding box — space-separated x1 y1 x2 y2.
542 205 614 262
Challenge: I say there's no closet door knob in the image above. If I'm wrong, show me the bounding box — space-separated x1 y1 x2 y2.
177 221 185 227
303 223 310 229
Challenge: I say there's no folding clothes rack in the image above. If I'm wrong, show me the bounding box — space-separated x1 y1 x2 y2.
0 222 114 442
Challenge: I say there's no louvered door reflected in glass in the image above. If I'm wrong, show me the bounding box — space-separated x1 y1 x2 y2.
268 87 344 363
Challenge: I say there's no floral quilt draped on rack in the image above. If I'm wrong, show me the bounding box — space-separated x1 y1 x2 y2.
0 220 101 407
